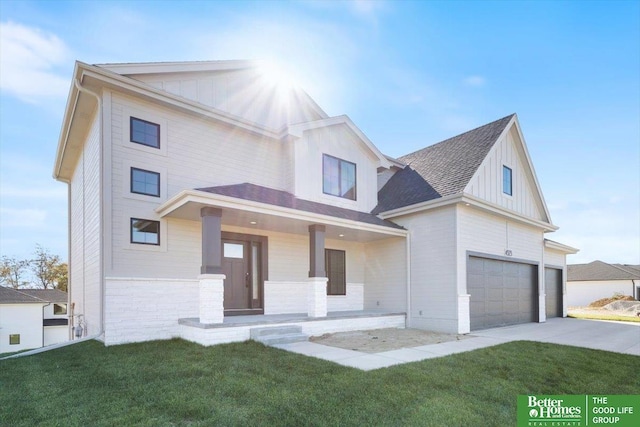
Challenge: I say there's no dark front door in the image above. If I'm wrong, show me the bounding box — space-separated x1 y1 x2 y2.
222 240 250 310
221 234 266 315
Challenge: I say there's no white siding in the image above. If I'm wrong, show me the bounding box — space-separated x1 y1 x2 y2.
0 304 44 353
457 205 543 262
293 124 379 212
130 68 324 129
393 206 458 333
69 113 102 337
364 237 407 312
465 127 545 221
108 93 294 278
544 248 566 267
567 280 636 307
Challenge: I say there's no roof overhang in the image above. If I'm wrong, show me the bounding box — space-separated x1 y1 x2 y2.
378 192 559 232
544 239 580 254
156 189 407 242
287 115 393 169
53 61 290 182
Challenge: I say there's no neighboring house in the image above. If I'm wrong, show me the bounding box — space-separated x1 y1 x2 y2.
0 286 69 353
567 261 640 306
52 60 578 347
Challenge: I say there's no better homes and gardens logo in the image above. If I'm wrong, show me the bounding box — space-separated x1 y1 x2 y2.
518 395 640 427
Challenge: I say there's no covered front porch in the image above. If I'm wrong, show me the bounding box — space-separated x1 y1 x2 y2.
154 183 408 343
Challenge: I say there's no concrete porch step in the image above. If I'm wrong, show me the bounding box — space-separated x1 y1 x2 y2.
250 325 308 346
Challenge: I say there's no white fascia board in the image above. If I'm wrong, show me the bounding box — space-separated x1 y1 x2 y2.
544 239 580 254
53 62 84 181
79 63 281 138
156 190 407 238
287 115 392 169
379 192 558 231
96 60 257 75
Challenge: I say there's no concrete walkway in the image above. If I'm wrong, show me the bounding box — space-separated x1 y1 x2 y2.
274 318 640 371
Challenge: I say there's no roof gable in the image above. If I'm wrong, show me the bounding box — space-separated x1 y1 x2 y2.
464 116 552 222
375 114 514 213
288 115 392 169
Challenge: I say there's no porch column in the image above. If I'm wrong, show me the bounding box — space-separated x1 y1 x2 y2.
308 224 328 317
199 207 225 324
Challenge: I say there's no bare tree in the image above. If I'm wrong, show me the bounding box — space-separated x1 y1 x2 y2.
31 245 61 289
0 256 30 288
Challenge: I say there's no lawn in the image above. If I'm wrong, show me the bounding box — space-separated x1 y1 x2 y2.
568 312 640 323
1 339 638 426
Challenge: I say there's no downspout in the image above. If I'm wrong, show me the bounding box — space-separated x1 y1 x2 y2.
73 78 105 342
406 232 412 328
42 302 51 347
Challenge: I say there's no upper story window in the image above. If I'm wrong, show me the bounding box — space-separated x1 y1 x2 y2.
503 165 513 196
53 304 67 315
131 167 160 197
130 117 160 149
323 154 356 200
131 218 160 245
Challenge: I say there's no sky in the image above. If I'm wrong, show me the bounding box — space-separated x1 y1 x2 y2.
0 0 639 266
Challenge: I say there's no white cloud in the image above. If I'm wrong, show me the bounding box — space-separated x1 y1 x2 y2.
463 75 486 87
0 21 71 103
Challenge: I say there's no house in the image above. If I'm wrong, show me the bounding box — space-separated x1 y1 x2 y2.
0 286 69 353
567 261 640 306
52 60 578 347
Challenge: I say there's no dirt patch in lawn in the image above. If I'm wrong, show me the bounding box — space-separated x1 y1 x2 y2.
309 328 470 353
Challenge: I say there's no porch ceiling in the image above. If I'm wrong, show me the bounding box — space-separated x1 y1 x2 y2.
156 190 407 242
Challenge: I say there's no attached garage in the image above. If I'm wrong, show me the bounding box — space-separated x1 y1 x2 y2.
545 267 563 318
468 256 538 330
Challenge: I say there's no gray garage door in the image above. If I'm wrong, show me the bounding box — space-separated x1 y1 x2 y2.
545 268 563 318
468 256 538 330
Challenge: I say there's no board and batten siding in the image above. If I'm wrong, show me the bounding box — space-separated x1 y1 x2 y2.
294 124 380 213
107 93 293 278
363 237 407 312
393 206 458 333
465 127 545 221
69 113 102 337
131 68 325 130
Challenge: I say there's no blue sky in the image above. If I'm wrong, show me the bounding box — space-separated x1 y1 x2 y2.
0 0 638 265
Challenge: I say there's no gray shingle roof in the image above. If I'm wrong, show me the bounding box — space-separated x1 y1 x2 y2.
196 183 404 230
374 114 515 213
567 261 640 282
0 286 50 304
18 289 68 304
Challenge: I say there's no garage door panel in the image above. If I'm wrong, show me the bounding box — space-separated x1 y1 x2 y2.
545 268 562 318
469 256 538 331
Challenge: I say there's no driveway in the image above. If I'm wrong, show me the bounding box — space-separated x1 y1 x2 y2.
473 317 640 356
276 317 639 371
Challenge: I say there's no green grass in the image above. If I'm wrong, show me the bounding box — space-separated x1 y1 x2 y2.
568 312 640 323
1 339 638 426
